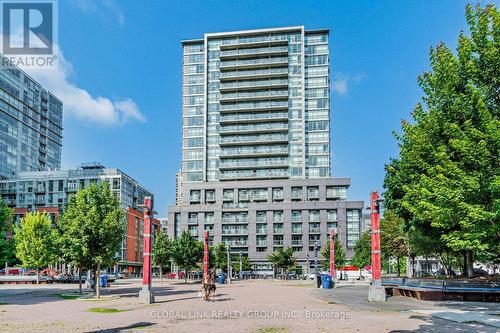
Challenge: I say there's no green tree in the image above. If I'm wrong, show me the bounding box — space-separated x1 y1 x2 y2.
58 182 124 298
350 232 371 278
152 231 171 285
210 242 228 272
13 212 58 284
267 247 296 277
231 254 251 274
380 211 408 276
320 235 346 271
170 231 203 282
0 201 15 268
384 4 499 277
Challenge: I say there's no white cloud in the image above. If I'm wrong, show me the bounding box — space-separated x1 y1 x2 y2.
73 0 125 26
332 72 367 95
26 46 145 126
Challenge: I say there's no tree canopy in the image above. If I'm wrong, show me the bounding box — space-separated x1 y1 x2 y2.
321 235 346 270
267 247 296 274
13 212 58 283
350 231 371 270
383 4 499 276
170 231 203 282
0 201 14 268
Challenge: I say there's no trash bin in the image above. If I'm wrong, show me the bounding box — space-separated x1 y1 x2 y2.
322 274 333 289
217 274 226 284
99 275 108 288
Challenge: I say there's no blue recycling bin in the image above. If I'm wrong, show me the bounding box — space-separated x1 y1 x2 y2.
322 274 333 289
99 275 108 287
217 274 226 284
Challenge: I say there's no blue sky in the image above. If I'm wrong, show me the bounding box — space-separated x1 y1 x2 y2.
37 0 491 216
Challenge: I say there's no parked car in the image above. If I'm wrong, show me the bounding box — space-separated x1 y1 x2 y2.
308 272 317 280
113 272 125 279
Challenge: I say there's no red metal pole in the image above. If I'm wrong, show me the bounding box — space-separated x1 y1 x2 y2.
329 228 335 278
139 196 154 303
142 197 153 286
203 231 209 279
370 191 381 281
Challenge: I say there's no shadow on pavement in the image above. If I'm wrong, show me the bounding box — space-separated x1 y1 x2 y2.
83 321 155 333
389 314 498 333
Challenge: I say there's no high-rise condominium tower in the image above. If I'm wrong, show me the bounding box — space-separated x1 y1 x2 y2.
181 26 330 182
169 27 363 273
0 56 63 179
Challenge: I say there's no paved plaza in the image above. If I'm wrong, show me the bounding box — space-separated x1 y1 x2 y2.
0 279 498 332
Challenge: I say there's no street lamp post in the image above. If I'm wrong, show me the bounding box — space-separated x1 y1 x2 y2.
203 231 209 279
226 245 231 284
239 251 242 279
314 241 319 275
368 191 386 302
139 196 155 304
329 228 335 279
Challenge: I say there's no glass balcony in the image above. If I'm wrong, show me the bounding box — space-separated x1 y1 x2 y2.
256 228 267 234
309 240 320 246
220 169 289 180
188 218 198 225
220 68 288 80
220 145 288 158
273 228 284 234
220 112 289 124
219 79 288 91
222 202 249 209
273 240 284 246
220 101 288 113
292 227 302 234
220 122 288 134
220 46 288 58
309 227 321 233
291 240 303 246
222 228 248 235
220 133 288 145
221 216 248 223
224 240 248 246
190 230 198 237
220 157 288 169
219 56 289 70
256 240 267 247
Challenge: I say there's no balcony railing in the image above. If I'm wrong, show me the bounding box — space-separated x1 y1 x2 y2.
256 241 267 247
220 158 288 169
220 169 289 180
292 227 302 234
273 228 284 234
309 227 321 233
222 202 249 209
220 46 288 58
188 218 198 224
220 68 288 80
220 56 288 69
220 101 288 112
273 240 284 246
220 123 288 134
222 228 248 235
220 133 288 145
220 112 288 124
291 240 303 246
221 146 288 157
256 228 267 234
220 79 288 91
221 217 248 223
224 240 248 246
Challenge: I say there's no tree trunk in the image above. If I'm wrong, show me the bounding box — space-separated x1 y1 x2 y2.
78 267 82 295
36 268 40 285
96 264 101 299
159 264 163 286
465 250 474 277
184 268 187 283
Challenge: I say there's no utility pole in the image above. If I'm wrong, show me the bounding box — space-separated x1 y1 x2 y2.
139 196 155 304
368 191 386 302
314 241 319 275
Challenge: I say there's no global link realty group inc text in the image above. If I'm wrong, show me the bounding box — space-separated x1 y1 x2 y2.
151 310 351 320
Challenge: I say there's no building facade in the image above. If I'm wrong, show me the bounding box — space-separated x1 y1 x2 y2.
0 57 63 179
0 162 158 274
168 26 364 273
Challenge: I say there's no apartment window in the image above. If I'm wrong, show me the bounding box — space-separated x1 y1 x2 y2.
291 187 302 200
256 211 266 223
188 213 198 224
204 212 214 224
326 186 347 200
346 210 361 249
272 188 283 201
188 225 198 237
309 223 320 233
307 186 319 201
327 210 337 221
273 223 284 234
309 210 320 222
327 222 338 234
190 190 201 203
273 211 283 222
292 223 302 234
223 189 234 201
238 189 249 202
291 210 302 222
205 190 215 203
250 188 267 202
256 223 267 234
